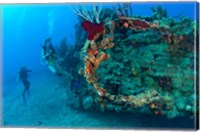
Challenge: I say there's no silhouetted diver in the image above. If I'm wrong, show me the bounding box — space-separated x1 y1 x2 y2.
18 66 32 105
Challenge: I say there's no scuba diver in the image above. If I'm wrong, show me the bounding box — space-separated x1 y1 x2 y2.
41 38 72 79
42 38 56 65
17 66 32 105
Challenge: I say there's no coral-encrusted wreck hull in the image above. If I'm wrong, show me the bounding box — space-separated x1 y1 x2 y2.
77 5 198 119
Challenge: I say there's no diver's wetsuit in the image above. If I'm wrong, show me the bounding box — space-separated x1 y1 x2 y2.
18 67 32 105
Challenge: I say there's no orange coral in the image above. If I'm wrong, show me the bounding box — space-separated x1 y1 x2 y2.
85 62 92 75
88 50 98 56
150 102 157 109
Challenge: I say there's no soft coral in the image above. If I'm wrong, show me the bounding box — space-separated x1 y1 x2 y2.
82 21 105 40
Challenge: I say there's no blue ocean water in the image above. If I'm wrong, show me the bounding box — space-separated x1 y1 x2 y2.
1 2 197 81
1 2 198 129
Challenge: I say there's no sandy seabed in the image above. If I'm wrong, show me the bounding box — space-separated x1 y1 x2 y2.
1 71 195 129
